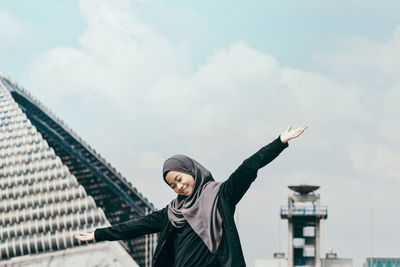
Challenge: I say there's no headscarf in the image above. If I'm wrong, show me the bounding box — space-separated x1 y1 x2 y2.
163 154 223 253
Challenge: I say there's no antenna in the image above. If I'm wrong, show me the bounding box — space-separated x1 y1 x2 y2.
278 213 281 252
370 208 374 259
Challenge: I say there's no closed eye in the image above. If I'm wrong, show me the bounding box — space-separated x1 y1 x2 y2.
169 174 183 189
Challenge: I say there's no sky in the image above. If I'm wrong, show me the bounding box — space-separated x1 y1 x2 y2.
1 0 400 266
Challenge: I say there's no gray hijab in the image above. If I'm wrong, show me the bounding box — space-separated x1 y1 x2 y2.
163 154 223 253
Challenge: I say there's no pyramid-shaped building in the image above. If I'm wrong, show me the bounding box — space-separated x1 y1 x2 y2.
0 73 157 267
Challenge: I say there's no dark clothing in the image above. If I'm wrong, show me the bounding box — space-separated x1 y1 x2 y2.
94 137 288 267
173 223 220 267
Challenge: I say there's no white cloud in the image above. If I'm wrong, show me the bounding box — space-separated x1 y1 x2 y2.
0 11 29 39
316 25 400 87
27 0 369 142
378 26 400 78
28 0 189 117
0 11 38 53
347 143 400 179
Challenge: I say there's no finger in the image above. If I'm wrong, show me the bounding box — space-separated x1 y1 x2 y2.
298 128 305 134
286 124 292 132
297 128 305 135
295 127 307 136
294 127 302 133
292 128 303 137
297 125 307 131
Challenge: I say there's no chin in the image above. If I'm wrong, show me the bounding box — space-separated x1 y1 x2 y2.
180 190 191 197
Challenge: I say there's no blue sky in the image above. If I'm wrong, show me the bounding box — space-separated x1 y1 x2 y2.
3 0 400 76
2 0 400 266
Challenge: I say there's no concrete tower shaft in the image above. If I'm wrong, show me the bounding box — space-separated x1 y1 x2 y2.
280 184 327 267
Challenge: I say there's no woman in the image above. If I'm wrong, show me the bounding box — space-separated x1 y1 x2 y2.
75 125 307 266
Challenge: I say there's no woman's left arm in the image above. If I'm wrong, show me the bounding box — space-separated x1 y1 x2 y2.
93 207 168 242
220 125 307 207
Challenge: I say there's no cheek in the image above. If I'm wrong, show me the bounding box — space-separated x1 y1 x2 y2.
189 180 195 191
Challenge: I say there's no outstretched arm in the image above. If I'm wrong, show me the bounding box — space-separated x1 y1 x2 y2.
75 207 167 242
220 125 308 208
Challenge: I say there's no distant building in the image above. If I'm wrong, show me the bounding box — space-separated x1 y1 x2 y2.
0 73 156 266
256 185 353 267
255 251 353 267
364 257 400 267
321 251 353 267
255 252 288 267
280 185 328 267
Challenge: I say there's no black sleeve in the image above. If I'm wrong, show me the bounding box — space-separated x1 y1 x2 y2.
94 207 167 242
220 136 288 208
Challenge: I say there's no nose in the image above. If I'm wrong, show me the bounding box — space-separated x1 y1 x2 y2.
177 183 183 190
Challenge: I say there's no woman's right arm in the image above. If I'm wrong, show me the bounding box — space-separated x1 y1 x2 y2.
75 207 167 242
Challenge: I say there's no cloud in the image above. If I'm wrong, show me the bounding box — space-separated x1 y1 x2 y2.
27 0 188 113
316 25 400 85
0 11 38 55
347 143 400 179
0 11 30 40
378 26 400 78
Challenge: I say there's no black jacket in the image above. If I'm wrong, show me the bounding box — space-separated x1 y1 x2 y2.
94 137 288 267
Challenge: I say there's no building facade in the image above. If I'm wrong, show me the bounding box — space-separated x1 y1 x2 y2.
364 258 400 267
0 73 156 266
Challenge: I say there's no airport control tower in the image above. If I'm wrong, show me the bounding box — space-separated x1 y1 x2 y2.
280 185 327 267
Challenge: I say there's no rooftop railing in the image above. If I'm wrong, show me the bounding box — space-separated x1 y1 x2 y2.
280 205 328 216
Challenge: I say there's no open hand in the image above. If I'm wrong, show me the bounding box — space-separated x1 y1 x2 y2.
280 125 308 143
74 229 95 241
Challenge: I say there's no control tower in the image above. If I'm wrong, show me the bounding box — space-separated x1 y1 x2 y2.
280 185 327 267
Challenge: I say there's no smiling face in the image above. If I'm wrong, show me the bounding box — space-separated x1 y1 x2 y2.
165 170 195 196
